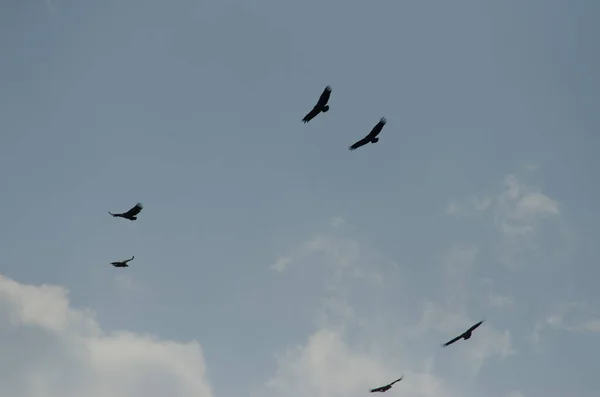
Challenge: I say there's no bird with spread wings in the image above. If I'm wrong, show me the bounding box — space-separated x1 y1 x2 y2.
349 117 387 151
369 375 404 393
108 202 143 221
110 256 135 268
442 320 484 347
302 86 332 123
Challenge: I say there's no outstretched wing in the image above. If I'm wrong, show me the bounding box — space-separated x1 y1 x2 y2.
123 203 143 217
302 86 331 123
367 117 387 139
316 85 332 108
369 387 384 393
349 136 370 151
467 320 484 333
442 335 462 347
302 107 321 123
390 375 404 385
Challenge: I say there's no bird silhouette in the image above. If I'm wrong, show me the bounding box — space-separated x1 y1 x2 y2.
110 256 135 268
442 320 485 347
302 86 332 123
349 117 387 151
369 375 404 393
108 202 143 221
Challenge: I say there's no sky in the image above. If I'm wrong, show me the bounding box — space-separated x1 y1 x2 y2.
0 0 599 396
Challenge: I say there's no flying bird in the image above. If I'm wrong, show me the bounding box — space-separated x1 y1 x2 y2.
349 117 387 151
110 256 135 268
108 202 143 221
442 320 484 347
369 375 404 393
302 85 332 123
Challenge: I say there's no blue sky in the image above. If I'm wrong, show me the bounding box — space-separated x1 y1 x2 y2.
1 1 599 396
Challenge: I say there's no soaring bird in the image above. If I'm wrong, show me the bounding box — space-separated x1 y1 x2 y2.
108 202 143 221
111 256 135 268
369 375 404 393
302 86 332 123
442 320 484 347
349 117 387 151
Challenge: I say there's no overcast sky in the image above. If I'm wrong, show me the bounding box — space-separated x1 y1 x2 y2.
1 1 599 396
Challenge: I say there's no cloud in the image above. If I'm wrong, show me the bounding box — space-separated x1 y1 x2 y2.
494 174 559 237
442 245 478 274
446 168 570 270
264 219 516 397
270 257 292 273
532 302 600 342
447 171 559 237
446 197 491 216
574 319 600 333
487 293 514 308
265 329 455 397
329 216 346 228
114 274 140 292
282 228 385 289
0 273 214 397
445 202 459 215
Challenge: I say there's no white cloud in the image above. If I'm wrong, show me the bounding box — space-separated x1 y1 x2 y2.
529 301 600 346
495 174 559 237
487 293 514 308
445 202 459 215
265 218 518 397
446 171 560 238
575 319 600 333
446 169 569 269
474 196 492 211
114 274 140 292
0 273 214 397
445 196 491 217
265 329 455 397
294 232 384 288
329 216 346 228
442 245 478 274
270 257 292 273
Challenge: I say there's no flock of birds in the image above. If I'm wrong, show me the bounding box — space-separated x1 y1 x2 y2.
369 321 484 393
305 86 485 391
104 85 486 393
301 85 387 151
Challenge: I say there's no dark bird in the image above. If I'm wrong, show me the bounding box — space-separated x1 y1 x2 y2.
108 202 143 221
442 320 484 347
110 256 135 268
349 117 387 151
302 85 332 123
369 375 404 393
